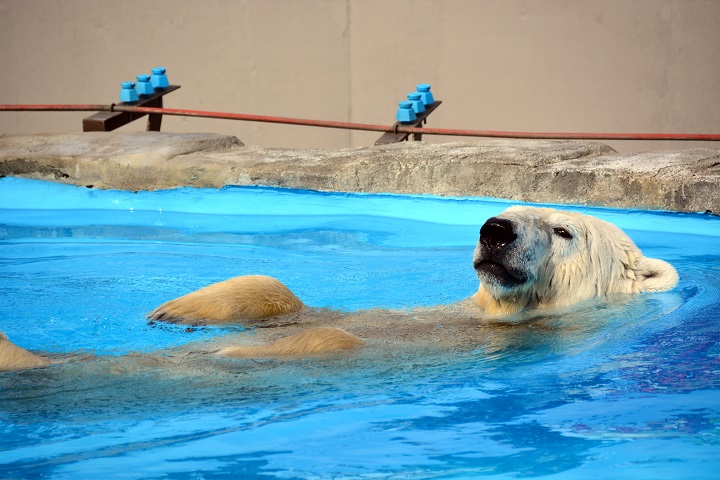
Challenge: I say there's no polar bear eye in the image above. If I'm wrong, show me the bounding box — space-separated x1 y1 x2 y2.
553 227 573 239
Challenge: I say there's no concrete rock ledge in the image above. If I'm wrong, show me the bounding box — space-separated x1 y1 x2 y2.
0 132 718 213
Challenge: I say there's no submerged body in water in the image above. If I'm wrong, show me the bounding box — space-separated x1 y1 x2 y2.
2 206 678 369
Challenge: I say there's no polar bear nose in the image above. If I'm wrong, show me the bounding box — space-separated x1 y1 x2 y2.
480 217 517 249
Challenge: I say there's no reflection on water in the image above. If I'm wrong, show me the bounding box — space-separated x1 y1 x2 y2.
1 179 719 479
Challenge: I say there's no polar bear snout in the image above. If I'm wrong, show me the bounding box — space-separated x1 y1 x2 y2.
475 217 529 289
480 217 517 250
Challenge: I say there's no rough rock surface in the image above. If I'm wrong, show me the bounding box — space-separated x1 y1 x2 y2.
1 132 718 213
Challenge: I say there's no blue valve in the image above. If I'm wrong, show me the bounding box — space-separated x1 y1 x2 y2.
136 74 154 96
407 92 425 114
119 82 139 103
151 67 169 89
416 84 434 105
396 100 417 123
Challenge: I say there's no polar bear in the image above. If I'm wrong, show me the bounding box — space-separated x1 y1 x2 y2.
145 206 678 358
0 206 678 370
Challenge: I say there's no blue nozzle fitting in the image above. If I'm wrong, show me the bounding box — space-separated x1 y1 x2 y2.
120 82 139 103
416 84 434 105
151 67 169 89
407 92 425 114
396 101 417 123
136 74 154 96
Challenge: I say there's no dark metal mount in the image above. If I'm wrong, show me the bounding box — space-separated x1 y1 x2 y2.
374 100 442 145
82 85 181 132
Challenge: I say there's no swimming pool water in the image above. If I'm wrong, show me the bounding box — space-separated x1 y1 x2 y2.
1 177 719 479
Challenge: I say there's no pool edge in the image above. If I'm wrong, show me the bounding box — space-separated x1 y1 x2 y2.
1 132 718 213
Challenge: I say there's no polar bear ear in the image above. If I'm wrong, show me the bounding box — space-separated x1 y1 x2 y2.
634 257 679 292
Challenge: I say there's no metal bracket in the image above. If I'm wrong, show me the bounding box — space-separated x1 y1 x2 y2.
374 100 442 145
82 85 181 132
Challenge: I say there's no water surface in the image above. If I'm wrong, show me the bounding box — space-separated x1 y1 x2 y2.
1 177 719 479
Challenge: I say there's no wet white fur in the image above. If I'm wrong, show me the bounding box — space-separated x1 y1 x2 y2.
472 207 678 316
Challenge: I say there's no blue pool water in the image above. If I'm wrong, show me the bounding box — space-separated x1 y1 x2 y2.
1 177 719 479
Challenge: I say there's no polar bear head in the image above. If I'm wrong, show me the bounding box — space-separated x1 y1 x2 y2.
471 206 678 316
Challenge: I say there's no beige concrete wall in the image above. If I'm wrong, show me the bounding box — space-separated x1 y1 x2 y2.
1 0 718 153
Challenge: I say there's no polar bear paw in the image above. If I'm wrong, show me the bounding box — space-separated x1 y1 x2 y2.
148 275 304 325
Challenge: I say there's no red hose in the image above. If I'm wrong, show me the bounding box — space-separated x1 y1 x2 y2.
1 103 719 142
0 104 112 112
